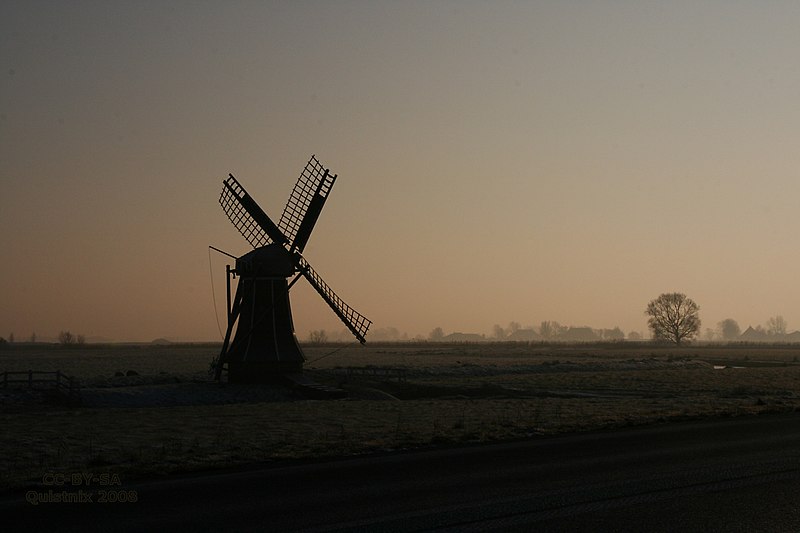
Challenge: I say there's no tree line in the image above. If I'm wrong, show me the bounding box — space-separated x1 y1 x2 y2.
306 292 795 347
645 293 794 345
0 331 86 346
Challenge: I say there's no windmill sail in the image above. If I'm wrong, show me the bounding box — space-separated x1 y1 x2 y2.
215 157 370 384
278 155 337 253
296 255 371 343
220 174 288 248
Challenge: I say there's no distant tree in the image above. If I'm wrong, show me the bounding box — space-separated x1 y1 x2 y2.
8 333 13 343
703 328 716 341
602 327 625 341
309 330 328 344
539 321 567 340
30 332 37 343
429 327 444 341
369 326 402 341
627 331 642 341
507 321 521 334
718 319 741 341
766 315 788 337
76 334 86 345
329 329 353 342
492 324 506 340
645 293 701 346
58 330 75 345
0 337 7 348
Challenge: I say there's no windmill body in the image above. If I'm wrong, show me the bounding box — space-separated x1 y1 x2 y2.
225 244 304 381
215 156 371 383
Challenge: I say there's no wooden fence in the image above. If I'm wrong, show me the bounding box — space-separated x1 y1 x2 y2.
1 370 82 402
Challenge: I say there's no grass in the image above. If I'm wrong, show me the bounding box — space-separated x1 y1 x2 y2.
2 341 800 490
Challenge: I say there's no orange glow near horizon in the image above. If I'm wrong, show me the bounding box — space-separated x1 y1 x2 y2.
2 2 799 342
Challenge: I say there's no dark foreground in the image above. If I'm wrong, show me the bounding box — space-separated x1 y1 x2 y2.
3 412 800 532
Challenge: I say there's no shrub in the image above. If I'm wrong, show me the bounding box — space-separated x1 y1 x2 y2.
58 331 75 345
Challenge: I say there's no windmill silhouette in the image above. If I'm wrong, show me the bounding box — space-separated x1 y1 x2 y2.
214 155 371 383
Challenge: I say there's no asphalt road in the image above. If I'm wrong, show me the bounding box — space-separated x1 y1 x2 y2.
4 412 800 532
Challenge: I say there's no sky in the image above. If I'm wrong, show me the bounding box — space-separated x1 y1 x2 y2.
1 1 799 342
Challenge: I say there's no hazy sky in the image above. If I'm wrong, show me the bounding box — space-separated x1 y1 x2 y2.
2 1 798 342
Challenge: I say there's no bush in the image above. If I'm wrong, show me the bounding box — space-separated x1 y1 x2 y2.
58 331 86 346
58 331 75 345
309 330 328 344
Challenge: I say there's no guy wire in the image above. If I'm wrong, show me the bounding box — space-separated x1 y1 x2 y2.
306 340 358 365
208 246 225 340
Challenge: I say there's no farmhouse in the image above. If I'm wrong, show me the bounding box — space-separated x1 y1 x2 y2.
442 332 485 342
559 327 599 342
506 328 541 341
739 326 767 342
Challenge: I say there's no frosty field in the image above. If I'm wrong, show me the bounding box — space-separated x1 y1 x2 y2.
2 342 800 490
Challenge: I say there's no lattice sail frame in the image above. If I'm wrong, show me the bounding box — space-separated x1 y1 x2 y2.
297 256 371 343
220 174 287 249
278 155 336 252
218 158 371 345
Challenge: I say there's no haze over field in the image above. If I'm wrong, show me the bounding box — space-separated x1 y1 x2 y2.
2 2 798 342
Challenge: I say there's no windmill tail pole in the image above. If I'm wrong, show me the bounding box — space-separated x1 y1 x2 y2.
209 245 238 260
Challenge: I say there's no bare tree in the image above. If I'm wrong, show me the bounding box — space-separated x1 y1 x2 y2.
58 331 74 345
492 324 506 340
766 315 788 337
369 326 402 341
8 333 13 344
539 320 566 340
645 293 701 346
718 318 741 341
76 334 86 345
507 321 521 334
308 330 328 344
429 327 444 341
30 332 37 343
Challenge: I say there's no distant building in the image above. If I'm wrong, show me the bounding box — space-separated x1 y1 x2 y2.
506 328 541 341
600 327 625 341
739 326 767 341
784 331 800 343
441 332 485 342
558 327 599 342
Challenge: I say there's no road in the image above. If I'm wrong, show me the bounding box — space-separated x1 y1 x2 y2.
4 412 800 532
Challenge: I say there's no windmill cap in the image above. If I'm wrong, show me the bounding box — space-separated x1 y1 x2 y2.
236 244 295 277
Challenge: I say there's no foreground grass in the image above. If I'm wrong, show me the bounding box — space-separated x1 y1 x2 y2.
2 393 794 490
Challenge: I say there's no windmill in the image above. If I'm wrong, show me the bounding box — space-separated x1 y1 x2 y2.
214 155 371 383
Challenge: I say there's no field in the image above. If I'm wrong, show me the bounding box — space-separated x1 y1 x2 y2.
3 341 800 490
